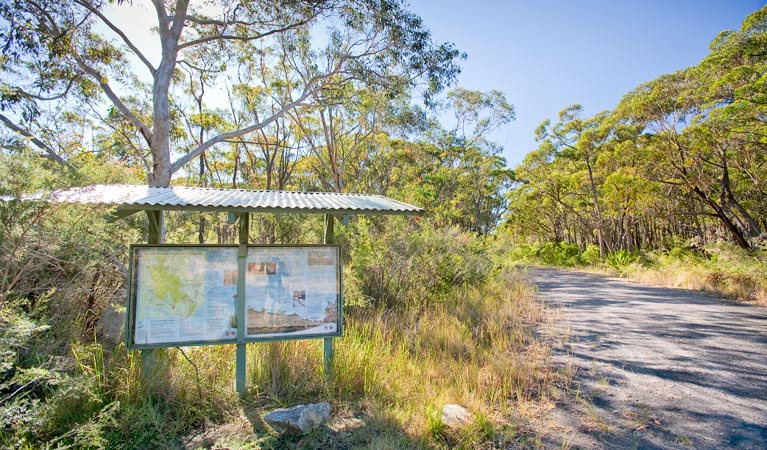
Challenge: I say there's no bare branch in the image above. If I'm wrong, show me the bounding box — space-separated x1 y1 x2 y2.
170 64 348 173
0 113 77 171
183 14 257 27
177 14 317 51
74 0 156 75
14 78 78 102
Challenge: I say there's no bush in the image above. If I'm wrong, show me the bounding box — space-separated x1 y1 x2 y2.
581 244 601 265
605 249 639 271
535 242 582 266
345 218 491 310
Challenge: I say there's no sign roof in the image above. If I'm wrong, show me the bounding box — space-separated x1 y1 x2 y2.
50 184 423 216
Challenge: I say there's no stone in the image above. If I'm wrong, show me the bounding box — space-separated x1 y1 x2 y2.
263 402 331 434
97 290 126 345
441 404 473 428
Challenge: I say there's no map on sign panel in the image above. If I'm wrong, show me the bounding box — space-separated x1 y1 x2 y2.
133 247 238 346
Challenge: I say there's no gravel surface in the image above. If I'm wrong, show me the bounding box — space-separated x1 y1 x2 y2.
527 267 767 450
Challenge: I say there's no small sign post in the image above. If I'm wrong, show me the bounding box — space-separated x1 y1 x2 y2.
236 213 249 395
323 214 335 379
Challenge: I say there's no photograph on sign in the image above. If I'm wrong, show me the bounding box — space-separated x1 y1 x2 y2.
130 246 238 347
245 246 340 338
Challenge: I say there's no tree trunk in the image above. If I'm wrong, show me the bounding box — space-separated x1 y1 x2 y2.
585 156 607 259
149 1 187 188
692 186 750 249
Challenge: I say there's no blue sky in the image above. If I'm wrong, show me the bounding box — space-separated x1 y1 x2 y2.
408 0 765 167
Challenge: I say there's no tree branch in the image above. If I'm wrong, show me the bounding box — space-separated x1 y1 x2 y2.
69 52 154 146
170 66 348 173
177 14 317 51
74 0 156 75
14 78 78 102
0 113 77 171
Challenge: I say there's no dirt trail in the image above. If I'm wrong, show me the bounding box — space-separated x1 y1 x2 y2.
527 267 767 450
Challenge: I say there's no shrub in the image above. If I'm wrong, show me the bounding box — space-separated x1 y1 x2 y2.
605 250 639 271
346 218 491 310
535 242 582 266
581 244 601 265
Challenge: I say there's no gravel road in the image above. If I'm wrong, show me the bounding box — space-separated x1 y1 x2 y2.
527 267 767 449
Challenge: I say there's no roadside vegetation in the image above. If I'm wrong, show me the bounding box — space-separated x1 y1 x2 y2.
0 151 559 449
503 239 767 306
504 7 767 306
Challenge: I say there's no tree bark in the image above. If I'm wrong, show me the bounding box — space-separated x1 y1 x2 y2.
149 0 188 187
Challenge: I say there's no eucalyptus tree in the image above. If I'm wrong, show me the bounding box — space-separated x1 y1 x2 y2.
222 43 305 192
696 6 767 235
0 0 463 188
616 67 762 247
535 105 612 258
289 83 390 193
507 6 767 251
415 88 515 234
509 139 596 246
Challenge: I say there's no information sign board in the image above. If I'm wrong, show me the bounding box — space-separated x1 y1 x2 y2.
127 245 342 348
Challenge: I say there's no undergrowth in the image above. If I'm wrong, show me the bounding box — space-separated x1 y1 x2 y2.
1 206 557 449
623 243 767 305
506 238 767 305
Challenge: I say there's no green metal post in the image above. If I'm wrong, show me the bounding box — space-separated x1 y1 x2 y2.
236 213 249 395
323 214 334 379
142 210 162 383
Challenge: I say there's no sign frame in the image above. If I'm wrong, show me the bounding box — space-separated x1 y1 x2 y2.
126 243 343 350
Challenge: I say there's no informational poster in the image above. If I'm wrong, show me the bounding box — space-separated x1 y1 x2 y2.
245 246 339 338
130 247 238 347
128 245 341 348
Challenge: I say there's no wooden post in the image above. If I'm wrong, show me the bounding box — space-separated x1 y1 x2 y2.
236 213 249 395
323 214 334 379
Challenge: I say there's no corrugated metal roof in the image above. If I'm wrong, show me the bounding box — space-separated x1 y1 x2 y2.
50 184 424 216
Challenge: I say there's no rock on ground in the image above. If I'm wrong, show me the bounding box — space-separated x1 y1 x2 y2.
263 402 331 435
442 404 473 428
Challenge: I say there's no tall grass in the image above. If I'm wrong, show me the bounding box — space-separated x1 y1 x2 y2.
1 217 559 449
623 243 767 305
332 270 551 433
504 237 767 305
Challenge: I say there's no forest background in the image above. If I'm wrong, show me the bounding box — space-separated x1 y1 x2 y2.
0 1 765 448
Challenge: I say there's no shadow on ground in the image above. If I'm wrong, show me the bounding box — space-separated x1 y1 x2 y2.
528 267 767 450
181 396 426 449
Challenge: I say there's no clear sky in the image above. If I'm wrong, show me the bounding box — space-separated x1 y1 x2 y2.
407 0 765 167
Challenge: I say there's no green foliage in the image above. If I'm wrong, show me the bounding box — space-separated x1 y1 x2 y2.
0 0 465 185
581 244 602 265
605 250 639 272
0 310 58 448
535 242 583 267
345 218 491 309
616 241 767 304
508 6 767 252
